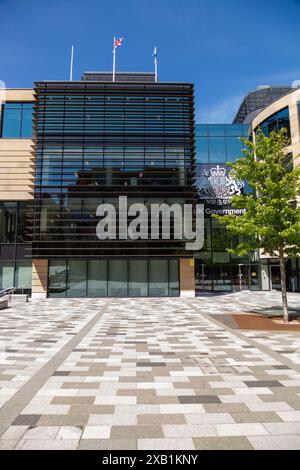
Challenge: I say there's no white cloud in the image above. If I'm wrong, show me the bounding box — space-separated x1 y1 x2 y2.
197 94 244 124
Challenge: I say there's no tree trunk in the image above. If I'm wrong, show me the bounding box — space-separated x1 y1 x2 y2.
279 246 289 323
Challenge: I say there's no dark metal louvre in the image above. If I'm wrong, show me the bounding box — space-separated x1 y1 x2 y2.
82 72 156 82
233 86 294 124
31 79 196 258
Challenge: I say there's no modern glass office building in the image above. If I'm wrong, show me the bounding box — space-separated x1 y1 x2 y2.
0 89 34 294
29 72 196 297
233 85 294 124
252 88 300 292
1 77 299 297
194 124 261 291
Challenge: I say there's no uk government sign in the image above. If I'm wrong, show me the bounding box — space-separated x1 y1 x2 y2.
196 164 246 215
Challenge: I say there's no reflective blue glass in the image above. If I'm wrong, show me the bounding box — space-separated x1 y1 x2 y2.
209 136 226 163
21 104 34 137
226 136 244 162
256 106 290 138
208 124 225 136
1 102 33 138
226 124 247 137
196 137 209 163
196 124 207 137
2 106 22 137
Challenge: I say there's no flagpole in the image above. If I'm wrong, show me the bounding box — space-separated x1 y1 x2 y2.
112 37 116 82
153 46 158 82
69 45 74 81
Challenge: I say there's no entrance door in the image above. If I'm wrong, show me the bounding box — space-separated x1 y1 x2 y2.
232 264 250 291
270 265 281 290
195 263 213 291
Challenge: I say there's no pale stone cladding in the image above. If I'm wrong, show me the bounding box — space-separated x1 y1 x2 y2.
0 89 35 201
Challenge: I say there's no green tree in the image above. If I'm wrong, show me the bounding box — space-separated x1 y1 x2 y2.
213 128 300 323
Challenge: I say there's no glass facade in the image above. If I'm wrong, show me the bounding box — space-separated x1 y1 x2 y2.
32 80 196 259
195 124 260 291
0 201 32 293
256 106 291 138
0 201 30 244
48 259 179 297
0 261 32 290
27 78 196 297
1 103 34 138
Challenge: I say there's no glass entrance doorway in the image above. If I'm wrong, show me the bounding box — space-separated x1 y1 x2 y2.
48 259 179 298
195 263 213 291
270 265 281 290
232 264 250 291
195 260 261 292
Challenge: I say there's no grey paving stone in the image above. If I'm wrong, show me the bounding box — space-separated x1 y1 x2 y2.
245 381 283 388
37 414 89 427
178 395 221 404
1 295 300 447
231 412 282 423
216 423 268 436
193 436 254 450
137 414 186 425
248 434 300 450
0 425 29 440
78 438 137 450
16 439 80 450
12 415 41 426
263 421 300 435
0 439 18 450
138 438 194 450
110 425 164 439
163 424 217 438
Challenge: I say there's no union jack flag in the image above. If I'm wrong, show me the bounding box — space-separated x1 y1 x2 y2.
114 37 124 49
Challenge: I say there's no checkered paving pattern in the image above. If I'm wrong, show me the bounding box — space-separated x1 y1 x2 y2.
0 299 106 409
194 290 300 315
0 294 300 450
243 332 300 365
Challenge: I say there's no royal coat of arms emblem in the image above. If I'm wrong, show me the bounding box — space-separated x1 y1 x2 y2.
197 165 244 204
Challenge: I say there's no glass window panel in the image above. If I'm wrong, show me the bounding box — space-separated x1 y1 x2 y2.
267 118 277 135
0 262 14 289
0 203 17 243
149 260 168 296
209 137 226 163
17 202 30 242
87 260 107 297
108 260 127 297
67 260 87 297
21 105 33 137
213 264 232 291
15 261 32 288
196 137 209 163
128 260 148 296
242 125 250 137
250 264 260 290
48 260 67 297
169 260 179 296
226 124 246 136
195 124 207 137
226 136 244 162
2 106 22 137
208 125 225 136
257 106 291 139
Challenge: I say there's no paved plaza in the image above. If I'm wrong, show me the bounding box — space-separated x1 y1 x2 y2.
0 291 300 450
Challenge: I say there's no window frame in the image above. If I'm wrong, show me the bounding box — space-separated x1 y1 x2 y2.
0 101 34 139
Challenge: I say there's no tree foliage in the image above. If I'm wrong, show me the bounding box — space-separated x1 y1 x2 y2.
214 128 300 258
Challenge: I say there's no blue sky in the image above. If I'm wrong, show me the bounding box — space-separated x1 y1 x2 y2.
1 0 300 122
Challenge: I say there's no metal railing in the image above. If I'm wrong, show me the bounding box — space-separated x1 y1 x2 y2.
0 287 29 298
